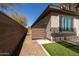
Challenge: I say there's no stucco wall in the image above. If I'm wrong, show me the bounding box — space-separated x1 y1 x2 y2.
50 15 59 28
73 17 79 36
49 13 79 40
46 13 59 40
50 13 59 34
46 16 51 40
32 11 79 40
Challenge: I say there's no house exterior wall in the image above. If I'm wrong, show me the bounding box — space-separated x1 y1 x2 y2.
73 17 79 36
45 13 59 40
51 15 59 28
50 13 59 33
32 14 50 39
49 13 79 41
32 11 79 40
46 15 51 40
62 4 77 12
32 28 46 39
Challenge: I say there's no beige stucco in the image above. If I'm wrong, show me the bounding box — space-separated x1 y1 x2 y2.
73 18 79 36
46 13 59 40
46 17 51 40
32 11 79 40
46 14 79 40
50 15 59 28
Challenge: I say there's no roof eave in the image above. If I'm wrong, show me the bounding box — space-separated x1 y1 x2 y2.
31 5 79 28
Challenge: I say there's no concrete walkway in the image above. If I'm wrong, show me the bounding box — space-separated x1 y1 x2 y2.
19 33 47 56
36 39 55 44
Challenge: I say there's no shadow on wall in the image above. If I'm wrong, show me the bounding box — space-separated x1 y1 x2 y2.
12 32 27 56
0 12 27 56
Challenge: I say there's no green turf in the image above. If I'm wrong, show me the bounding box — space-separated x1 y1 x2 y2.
43 41 79 56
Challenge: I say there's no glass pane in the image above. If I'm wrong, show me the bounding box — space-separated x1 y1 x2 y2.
60 16 72 32
68 16 72 31
60 16 65 31
64 16 68 31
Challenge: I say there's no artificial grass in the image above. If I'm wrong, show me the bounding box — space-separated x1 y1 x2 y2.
43 41 79 56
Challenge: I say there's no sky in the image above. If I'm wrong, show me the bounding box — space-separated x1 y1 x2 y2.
9 3 60 26
10 3 48 26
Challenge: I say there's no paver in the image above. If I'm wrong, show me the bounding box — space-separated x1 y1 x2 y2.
19 32 47 56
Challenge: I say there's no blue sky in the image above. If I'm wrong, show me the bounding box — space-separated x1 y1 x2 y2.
12 3 48 26
11 3 60 26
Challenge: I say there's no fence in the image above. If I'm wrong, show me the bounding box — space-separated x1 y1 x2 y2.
0 12 27 56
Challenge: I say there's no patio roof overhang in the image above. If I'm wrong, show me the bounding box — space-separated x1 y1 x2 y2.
31 4 79 27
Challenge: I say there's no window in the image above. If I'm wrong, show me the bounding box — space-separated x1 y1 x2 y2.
59 15 73 32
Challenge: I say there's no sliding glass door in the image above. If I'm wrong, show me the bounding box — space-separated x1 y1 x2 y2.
60 15 73 32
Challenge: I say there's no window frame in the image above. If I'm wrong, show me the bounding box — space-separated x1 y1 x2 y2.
59 15 73 32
